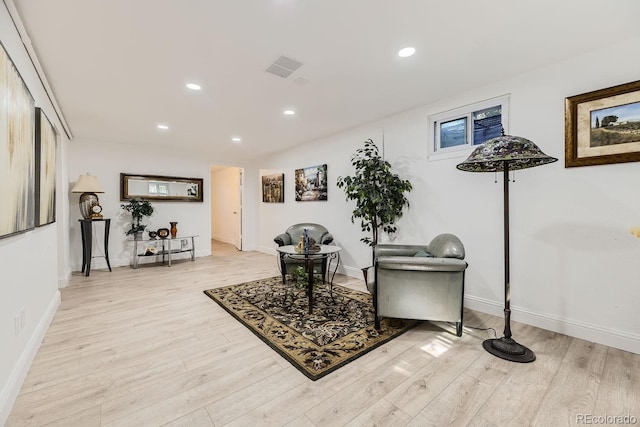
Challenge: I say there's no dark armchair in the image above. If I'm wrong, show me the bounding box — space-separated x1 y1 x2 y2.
365 233 467 336
274 223 334 283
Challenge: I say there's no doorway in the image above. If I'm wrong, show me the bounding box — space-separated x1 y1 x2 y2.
210 165 243 250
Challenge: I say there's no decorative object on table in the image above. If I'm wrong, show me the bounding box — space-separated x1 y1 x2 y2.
457 128 557 363
294 229 320 253
294 164 327 201
71 173 104 220
262 173 284 203
565 79 640 168
120 198 154 238
170 221 178 238
157 228 169 239
337 138 412 263
148 230 157 239
35 107 57 227
274 223 334 283
120 173 203 202
0 42 36 240
203 276 417 380
144 246 157 256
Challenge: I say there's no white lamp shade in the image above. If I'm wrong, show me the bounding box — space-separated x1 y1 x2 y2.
71 174 104 193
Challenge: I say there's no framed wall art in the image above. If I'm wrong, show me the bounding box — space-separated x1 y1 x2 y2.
35 107 57 226
565 80 640 167
262 173 284 203
0 42 36 239
295 164 327 201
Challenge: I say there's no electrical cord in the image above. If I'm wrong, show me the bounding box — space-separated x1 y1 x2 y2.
463 325 498 338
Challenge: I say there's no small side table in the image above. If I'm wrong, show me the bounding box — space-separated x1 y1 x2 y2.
79 218 112 277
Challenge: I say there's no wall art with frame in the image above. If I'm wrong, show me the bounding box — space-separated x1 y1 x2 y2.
35 107 57 226
565 80 640 167
262 173 284 203
295 164 327 201
0 41 36 239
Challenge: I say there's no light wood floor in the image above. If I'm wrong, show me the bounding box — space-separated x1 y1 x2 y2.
7 241 640 426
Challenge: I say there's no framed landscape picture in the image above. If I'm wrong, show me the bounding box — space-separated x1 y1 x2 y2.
262 173 284 203
565 80 640 167
0 42 36 239
35 108 57 226
295 164 327 201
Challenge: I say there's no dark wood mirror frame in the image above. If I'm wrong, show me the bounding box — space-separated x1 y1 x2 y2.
120 173 204 202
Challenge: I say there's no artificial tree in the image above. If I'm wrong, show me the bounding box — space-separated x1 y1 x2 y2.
337 139 412 262
121 198 154 237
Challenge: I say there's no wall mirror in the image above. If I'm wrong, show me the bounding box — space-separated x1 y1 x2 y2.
120 173 203 202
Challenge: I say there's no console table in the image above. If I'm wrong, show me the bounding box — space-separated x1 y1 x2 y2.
79 218 112 277
276 245 341 313
131 235 197 268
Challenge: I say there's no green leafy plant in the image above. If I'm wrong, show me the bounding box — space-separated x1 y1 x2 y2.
290 266 321 288
337 138 412 248
121 198 154 236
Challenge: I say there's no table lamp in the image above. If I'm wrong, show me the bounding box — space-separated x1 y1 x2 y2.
456 129 557 363
71 173 104 219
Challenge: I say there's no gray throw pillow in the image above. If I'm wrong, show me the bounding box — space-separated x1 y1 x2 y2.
414 249 433 257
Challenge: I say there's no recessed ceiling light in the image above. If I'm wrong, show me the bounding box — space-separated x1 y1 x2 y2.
231 137 241 143
186 83 201 91
398 47 416 58
283 110 296 116
157 124 169 130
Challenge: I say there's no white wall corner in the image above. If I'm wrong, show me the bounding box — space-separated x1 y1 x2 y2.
57 268 72 288
0 290 60 426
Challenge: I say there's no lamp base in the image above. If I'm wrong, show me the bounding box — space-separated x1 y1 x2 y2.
79 192 98 220
483 337 536 363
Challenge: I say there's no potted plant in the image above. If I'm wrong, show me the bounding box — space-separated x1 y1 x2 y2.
121 198 154 239
337 139 412 262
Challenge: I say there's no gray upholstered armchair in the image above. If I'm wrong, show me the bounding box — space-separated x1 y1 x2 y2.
274 223 334 283
365 233 468 336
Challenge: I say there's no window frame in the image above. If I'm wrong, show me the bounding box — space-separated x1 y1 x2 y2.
428 95 510 160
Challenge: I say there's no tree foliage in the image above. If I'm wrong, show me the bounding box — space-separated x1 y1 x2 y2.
601 115 618 127
121 199 154 235
336 139 412 247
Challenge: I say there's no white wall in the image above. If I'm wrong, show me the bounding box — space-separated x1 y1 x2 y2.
0 3 66 423
211 167 241 246
67 140 213 270
258 36 640 354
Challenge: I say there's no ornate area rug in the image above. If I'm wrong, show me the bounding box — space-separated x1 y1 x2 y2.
203 276 417 380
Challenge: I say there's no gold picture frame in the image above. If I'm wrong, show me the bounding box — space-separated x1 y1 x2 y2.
565 80 640 167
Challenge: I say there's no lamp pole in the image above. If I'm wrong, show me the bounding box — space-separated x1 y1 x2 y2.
503 162 512 341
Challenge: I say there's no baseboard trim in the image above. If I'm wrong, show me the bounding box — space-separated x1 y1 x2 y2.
0 290 60 426
464 295 640 354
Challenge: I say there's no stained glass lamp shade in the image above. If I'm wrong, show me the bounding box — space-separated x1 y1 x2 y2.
457 131 557 363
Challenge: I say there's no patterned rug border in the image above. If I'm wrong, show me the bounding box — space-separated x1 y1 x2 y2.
203 276 417 381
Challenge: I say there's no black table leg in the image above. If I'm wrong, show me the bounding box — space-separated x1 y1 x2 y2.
104 218 112 272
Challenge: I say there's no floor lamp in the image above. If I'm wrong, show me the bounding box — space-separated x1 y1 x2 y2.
456 130 557 363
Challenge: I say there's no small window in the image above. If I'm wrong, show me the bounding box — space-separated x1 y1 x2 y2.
429 95 509 160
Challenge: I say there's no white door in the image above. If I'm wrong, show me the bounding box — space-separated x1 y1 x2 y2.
233 169 243 250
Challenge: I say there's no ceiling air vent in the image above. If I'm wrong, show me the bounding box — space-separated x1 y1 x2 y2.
265 55 303 78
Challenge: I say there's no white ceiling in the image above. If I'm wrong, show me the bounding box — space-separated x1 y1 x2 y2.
13 0 640 163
